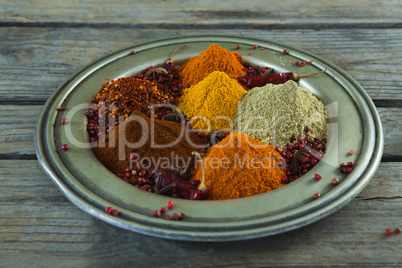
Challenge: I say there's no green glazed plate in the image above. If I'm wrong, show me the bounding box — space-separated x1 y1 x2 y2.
35 35 383 241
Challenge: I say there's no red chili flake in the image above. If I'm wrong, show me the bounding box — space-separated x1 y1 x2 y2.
261 47 266 51
137 73 144 79
385 228 393 236
235 44 241 50
281 176 288 183
248 52 252 56
58 105 66 111
165 214 173 220
314 174 322 181
159 207 166 214
252 44 258 49
61 144 69 151
308 60 313 65
61 118 68 125
304 126 310 133
283 49 289 55
130 153 138 160
350 150 355 155
130 50 136 55
290 61 294 64
395 228 401 234
295 61 300 65
313 193 321 199
300 61 306 67
332 178 339 185
105 207 113 214
112 209 120 216
166 200 174 209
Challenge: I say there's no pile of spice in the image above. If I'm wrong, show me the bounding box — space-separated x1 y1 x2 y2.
233 80 327 149
177 44 246 86
179 71 247 132
92 112 208 182
86 45 186 142
93 77 175 120
190 132 286 200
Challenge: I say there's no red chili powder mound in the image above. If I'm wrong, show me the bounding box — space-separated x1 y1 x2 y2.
92 113 207 182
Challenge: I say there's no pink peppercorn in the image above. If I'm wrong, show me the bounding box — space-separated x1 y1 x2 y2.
167 200 174 209
105 207 113 214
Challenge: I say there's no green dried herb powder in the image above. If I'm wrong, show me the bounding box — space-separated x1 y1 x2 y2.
233 80 327 149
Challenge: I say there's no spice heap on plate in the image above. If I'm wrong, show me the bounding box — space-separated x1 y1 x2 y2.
233 80 327 149
191 132 286 200
92 112 208 181
93 77 175 119
177 44 246 86
179 71 247 132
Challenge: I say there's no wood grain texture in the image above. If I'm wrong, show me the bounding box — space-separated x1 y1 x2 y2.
1 0 402 26
1 27 402 102
0 160 400 267
1 105 400 158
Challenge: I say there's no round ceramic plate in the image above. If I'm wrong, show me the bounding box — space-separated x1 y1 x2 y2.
35 35 383 241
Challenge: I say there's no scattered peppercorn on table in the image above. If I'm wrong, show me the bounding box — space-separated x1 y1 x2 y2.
1 1 401 267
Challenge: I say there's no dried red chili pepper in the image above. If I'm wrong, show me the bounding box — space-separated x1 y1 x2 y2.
165 45 187 75
237 68 327 88
147 167 208 200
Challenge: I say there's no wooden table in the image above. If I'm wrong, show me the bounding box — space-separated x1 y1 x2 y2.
1 1 401 267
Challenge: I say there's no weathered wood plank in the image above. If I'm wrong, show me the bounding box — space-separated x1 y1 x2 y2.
1 27 401 102
0 160 400 267
1 0 401 25
1 105 400 158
